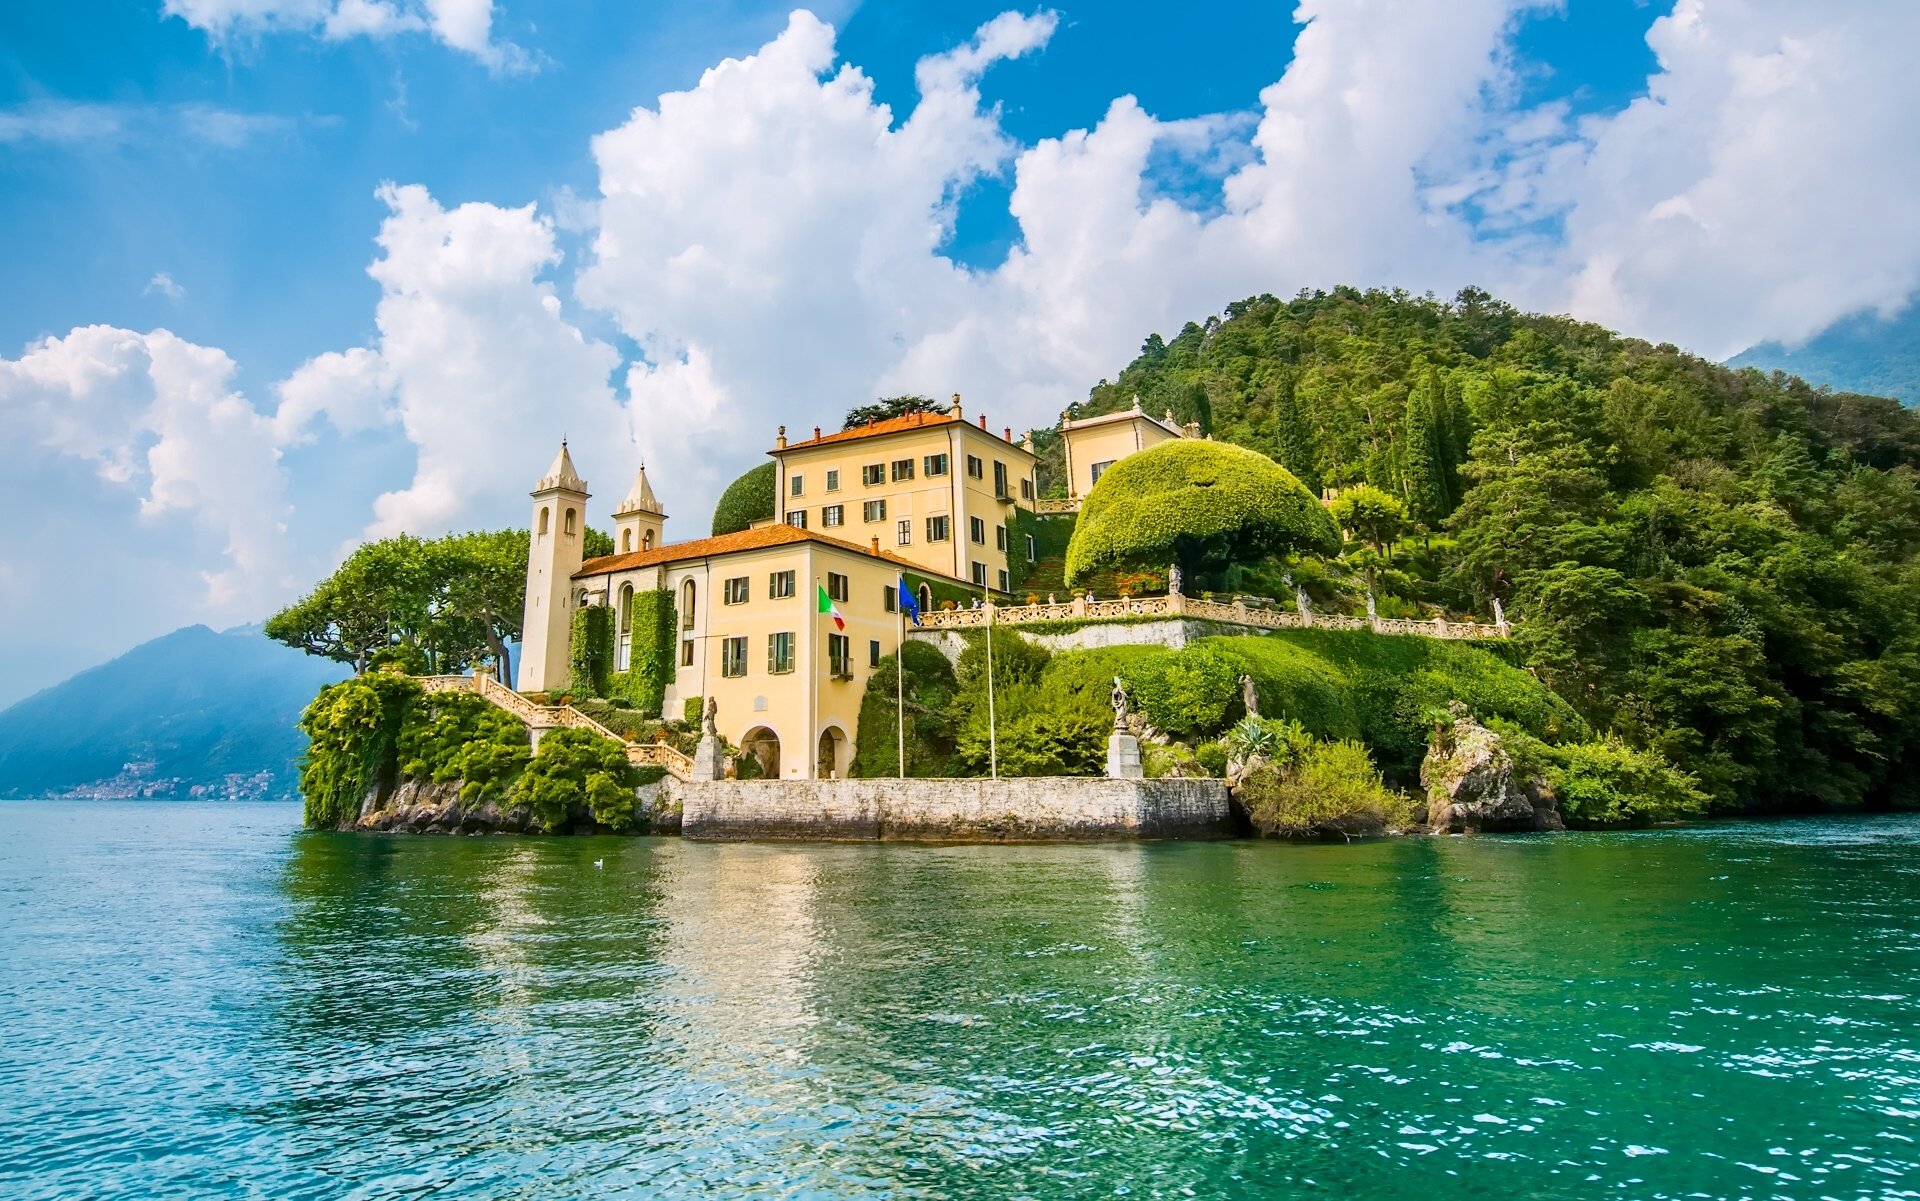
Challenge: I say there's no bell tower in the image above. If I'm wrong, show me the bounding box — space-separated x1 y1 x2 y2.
612 462 667 556
519 441 590 692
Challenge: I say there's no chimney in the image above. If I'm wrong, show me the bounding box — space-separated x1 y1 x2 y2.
951 392 963 419
978 414 987 430
1003 426 1012 442
775 425 787 450
870 535 880 554
813 426 821 440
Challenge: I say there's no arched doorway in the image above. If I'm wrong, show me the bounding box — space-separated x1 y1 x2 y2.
816 727 844 780
917 583 933 616
740 727 780 779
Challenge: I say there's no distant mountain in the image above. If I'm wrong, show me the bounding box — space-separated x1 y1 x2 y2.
1731 304 1919 406
0 625 348 801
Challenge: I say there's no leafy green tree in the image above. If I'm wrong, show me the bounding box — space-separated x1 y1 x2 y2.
843 394 946 428
1402 369 1449 526
1328 484 1407 556
1066 440 1338 587
711 462 776 536
505 727 638 832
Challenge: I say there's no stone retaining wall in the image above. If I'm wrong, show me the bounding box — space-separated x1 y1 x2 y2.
673 777 1233 842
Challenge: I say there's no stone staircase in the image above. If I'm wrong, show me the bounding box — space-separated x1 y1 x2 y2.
417 672 695 780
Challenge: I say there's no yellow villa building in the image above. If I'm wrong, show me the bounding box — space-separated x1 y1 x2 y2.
1058 398 1192 501
519 403 1035 780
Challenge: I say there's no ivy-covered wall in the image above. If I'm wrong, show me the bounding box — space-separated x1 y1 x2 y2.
569 604 613 699
607 588 676 716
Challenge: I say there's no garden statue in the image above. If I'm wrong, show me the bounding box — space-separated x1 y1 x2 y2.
1239 673 1259 717
703 697 719 738
1111 676 1130 729
1366 589 1378 621
693 697 724 780
1493 597 1507 628
1168 563 1183 595
1295 584 1312 620
1106 676 1144 779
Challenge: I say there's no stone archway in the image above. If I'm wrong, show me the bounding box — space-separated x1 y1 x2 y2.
816 726 845 780
741 727 780 779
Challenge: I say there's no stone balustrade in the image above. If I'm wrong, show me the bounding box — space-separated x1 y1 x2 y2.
1034 497 1082 514
914 592 1506 640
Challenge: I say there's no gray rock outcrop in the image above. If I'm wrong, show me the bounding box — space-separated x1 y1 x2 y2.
1421 702 1561 833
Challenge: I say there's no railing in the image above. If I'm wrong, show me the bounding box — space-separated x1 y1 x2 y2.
414 671 694 780
913 593 1507 640
1035 498 1081 514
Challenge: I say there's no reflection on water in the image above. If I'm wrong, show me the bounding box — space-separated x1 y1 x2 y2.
2 803 1919 1198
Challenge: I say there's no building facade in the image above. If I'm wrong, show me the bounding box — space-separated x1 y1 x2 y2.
1059 399 1190 499
520 444 971 780
770 398 1039 594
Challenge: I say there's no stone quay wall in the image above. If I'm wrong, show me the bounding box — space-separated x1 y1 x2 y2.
673 777 1233 842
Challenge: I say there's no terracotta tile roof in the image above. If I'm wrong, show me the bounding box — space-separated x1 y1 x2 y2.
573 522 958 581
774 410 962 453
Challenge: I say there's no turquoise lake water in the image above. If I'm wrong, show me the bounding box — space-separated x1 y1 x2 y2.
2 801 1918 1198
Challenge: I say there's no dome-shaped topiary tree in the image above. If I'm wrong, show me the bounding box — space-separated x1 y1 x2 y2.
710 462 776 536
1065 440 1338 588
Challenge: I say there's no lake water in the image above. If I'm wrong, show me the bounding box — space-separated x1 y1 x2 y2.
2 802 1918 1198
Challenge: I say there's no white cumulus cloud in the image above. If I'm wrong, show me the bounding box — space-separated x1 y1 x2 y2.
162 0 527 70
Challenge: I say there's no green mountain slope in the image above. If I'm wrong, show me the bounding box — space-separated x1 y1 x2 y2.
0 624 348 800
1730 303 1919 406
1053 286 1920 814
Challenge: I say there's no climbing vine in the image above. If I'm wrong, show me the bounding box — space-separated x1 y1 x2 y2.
569 604 614 698
608 589 676 715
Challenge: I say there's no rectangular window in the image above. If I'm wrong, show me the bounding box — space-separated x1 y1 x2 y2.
770 570 795 599
998 569 1010 593
823 504 845 528
891 458 915 482
924 452 949 477
1021 478 1033 500
993 460 1008 496
723 576 750 605
721 636 747 677
883 585 897 612
1026 534 1036 563
862 463 885 486
1091 459 1116 485
825 468 840 491
927 515 950 542
971 561 987 586
828 633 852 678
869 639 882 667
680 639 694 667
827 571 849 603
786 510 808 529
995 524 1007 551
967 454 984 479
896 519 912 545
768 631 795 674
790 474 804 496
969 516 985 544
863 499 886 523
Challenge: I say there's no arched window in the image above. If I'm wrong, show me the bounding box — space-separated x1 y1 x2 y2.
917 584 933 615
622 529 632 553
618 583 634 631
538 506 550 536
564 508 577 537
616 583 634 672
681 579 697 630
643 530 654 551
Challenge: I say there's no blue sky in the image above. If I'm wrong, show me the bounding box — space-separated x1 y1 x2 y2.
1 0 1915 704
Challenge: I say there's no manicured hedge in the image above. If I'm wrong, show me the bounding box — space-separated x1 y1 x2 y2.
711 462 776 536
1065 440 1339 587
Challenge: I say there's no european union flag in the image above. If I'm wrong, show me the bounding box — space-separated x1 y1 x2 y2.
898 575 921 626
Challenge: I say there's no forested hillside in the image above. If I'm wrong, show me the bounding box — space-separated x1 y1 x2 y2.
1050 286 1920 814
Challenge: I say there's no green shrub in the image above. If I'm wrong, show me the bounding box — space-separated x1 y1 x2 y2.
1065 439 1339 587
1545 738 1707 826
607 588 675 715
296 673 420 828
569 605 614 698
711 462 776 536
955 626 1049 690
683 696 703 725
1131 645 1241 737
506 728 639 832
853 640 961 777
1144 742 1205 778
1224 715 1311 768
368 643 428 674
1195 741 1229 777
1240 739 1418 838
396 691 529 804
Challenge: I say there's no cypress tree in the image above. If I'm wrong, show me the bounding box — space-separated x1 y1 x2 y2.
1272 370 1319 494
1403 371 1448 528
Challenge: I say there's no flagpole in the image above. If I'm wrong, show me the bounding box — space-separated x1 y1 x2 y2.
812 574 820 781
985 589 998 779
896 602 906 779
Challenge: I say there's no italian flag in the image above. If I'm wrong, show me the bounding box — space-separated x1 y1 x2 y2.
817 584 845 630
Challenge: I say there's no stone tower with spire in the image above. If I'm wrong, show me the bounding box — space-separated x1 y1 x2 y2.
519 441 589 692
612 462 666 556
